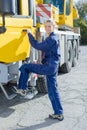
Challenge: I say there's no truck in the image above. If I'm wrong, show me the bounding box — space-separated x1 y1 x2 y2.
0 0 80 100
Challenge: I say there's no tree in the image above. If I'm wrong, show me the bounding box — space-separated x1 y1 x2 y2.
79 20 87 45
75 1 87 45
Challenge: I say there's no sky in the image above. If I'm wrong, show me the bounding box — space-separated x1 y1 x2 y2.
74 0 79 3
74 0 87 3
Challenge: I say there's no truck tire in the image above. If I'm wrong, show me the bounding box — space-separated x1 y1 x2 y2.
72 40 78 67
36 76 48 93
60 41 73 73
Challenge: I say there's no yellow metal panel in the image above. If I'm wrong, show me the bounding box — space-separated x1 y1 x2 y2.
52 5 59 23
36 0 43 4
58 0 74 28
36 23 44 28
65 0 73 27
0 28 30 63
20 0 29 15
0 17 33 63
59 15 73 28
73 6 79 19
58 15 65 25
66 15 73 28
0 17 33 27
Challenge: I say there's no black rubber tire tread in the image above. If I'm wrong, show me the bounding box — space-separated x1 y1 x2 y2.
72 41 78 67
36 76 47 93
60 63 71 73
60 41 73 73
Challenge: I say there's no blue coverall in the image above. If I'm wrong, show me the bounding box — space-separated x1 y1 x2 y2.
18 32 63 115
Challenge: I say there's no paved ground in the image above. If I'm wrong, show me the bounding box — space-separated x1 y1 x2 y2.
0 46 87 130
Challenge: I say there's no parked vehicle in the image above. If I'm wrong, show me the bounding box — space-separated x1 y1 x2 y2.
0 0 80 99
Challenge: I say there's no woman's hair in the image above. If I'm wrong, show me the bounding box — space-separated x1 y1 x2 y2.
45 19 56 27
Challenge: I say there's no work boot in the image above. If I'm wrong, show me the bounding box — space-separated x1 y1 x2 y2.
16 89 27 96
49 114 64 121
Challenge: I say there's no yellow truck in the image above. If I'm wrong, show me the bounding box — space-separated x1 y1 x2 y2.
0 0 80 99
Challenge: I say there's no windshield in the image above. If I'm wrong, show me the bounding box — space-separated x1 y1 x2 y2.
44 0 64 14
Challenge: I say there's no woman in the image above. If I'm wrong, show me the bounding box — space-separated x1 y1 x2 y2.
17 20 64 121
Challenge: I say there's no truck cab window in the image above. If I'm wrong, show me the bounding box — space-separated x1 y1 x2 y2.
44 0 53 4
15 0 29 16
15 0 21 15
44 0 64 14
66 0 71 15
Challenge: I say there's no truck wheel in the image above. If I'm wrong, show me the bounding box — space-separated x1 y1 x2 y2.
72 40 78 67
60 41 73 73
36 76 47 93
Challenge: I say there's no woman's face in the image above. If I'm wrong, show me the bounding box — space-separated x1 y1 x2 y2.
45 22 54 35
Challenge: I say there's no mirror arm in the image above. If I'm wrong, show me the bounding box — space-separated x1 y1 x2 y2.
0 14 6 34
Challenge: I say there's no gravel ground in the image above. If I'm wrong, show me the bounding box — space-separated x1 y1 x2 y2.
0 46 87 130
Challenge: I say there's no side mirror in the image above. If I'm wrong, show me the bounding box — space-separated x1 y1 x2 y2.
0 0 15 15
0 0 15 34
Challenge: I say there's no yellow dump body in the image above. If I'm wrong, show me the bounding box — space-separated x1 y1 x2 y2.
0 17 33 63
